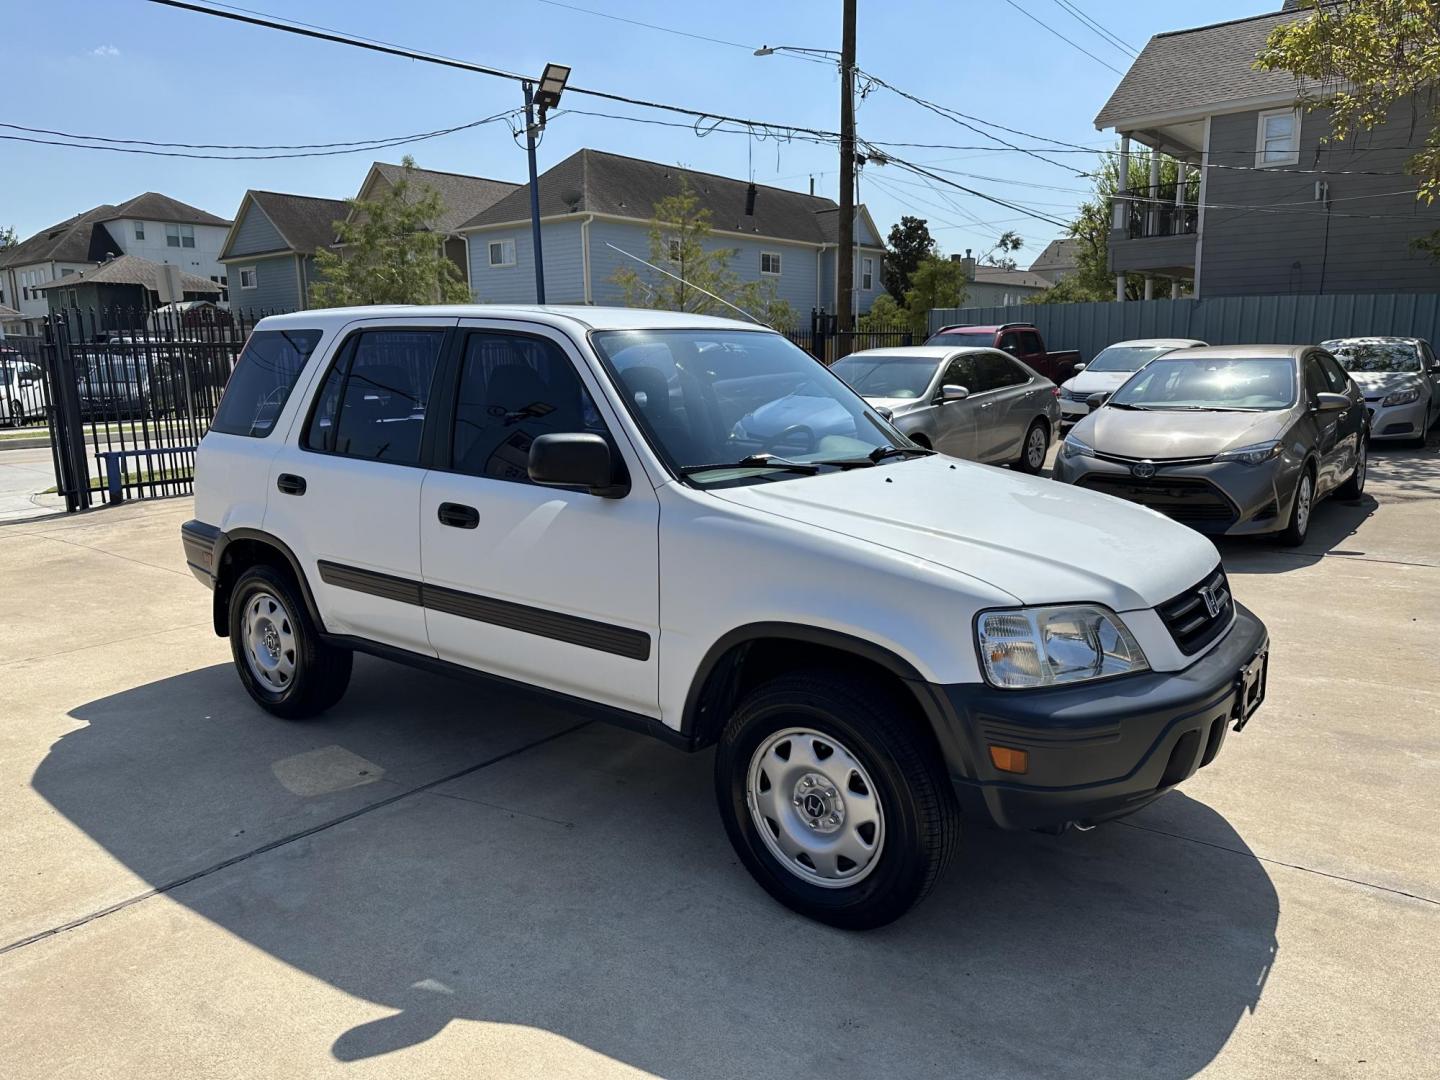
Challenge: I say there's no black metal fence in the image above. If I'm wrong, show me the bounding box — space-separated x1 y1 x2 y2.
785 309 916 363
6 305 278 511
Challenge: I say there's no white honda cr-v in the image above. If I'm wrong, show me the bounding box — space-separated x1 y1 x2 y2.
182 306 1269 929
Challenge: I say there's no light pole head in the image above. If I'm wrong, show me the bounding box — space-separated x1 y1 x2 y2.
535 62 571 112
754 45 775 56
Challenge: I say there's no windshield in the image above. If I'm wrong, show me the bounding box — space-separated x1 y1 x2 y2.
925 331 993 349
830 356 938 399
1086 344 1181 373
1323 340 1422 373
1109 357 1297 411
590 329 909 485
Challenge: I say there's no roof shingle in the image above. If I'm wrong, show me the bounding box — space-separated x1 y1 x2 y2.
368 163 518 235
1094 10 1311 130
33 254 221 294
247 191 351 255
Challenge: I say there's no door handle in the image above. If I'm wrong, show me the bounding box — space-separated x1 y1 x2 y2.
276 473 306 496
437 502 480 529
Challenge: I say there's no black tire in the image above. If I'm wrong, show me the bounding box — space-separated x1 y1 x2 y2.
1336 439 1366 502
228 564 352 719
8 402 22 428
714 671 959 930
1277 465 1315 547
1014 418 1049 474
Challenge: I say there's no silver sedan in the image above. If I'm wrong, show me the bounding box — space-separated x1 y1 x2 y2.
831 346 1061 472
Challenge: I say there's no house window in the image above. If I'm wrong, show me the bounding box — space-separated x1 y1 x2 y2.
134 222 145 240
1257 108 1300 167
167 223 196 248
668 238 682 262
862 257 874 291
239 267 258 290
760 251 782 276
488 238 517 267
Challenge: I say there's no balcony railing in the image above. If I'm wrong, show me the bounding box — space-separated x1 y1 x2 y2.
1121 194 1198 240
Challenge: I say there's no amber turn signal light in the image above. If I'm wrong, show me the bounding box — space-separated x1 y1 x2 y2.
989 745 1029 774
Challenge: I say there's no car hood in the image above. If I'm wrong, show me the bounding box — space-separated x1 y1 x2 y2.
707 455 1218 611
1061 370 1138 396
1074 407 1287 459
1348 371 1423 398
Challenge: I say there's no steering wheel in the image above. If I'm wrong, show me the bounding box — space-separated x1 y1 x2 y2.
761 424 817 454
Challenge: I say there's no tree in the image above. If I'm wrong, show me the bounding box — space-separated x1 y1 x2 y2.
902 256 967 337
0 225 16 254
612 178 794 327
309 156 471 308
857 292 903 330
1255 1 1440 254
982 230 1025 270
881 215 936 302
1027 148 1192 304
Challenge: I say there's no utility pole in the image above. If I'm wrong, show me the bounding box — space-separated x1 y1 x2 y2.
837 0 857 340
523 81 546 305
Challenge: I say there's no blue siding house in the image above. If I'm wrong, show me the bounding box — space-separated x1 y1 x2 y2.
219 191 350 317
460 149 886 317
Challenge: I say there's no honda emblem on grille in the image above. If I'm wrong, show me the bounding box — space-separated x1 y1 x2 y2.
1131 460 1156 479
1199 585 1223 618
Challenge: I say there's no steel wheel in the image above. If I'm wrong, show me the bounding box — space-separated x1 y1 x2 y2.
1352 442 1366 493
746 727 885 889
241 590 297 692
1025 424 1048 470
1295 472 1313 535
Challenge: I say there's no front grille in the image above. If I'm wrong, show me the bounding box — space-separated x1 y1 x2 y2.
1077 474 1239 527
1157 565 1234 656
1060 387 1089 402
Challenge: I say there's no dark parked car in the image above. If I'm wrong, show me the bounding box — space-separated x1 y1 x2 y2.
1053 345 1367 546
925 322 1081 384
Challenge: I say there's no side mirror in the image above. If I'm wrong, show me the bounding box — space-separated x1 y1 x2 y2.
528 433 628 498
1314 391 1349 413
1072 363 1087 374
940 384 969 402
874 405 895 421
1086 392 1111 410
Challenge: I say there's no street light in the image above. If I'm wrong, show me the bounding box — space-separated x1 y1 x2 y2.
524 61 569 305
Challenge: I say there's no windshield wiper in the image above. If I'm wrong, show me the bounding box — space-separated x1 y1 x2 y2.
1106 401 1150 410
680 454 821 476
869 443 933 462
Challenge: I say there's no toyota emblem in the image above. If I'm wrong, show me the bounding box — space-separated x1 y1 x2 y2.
1131 460 1156 479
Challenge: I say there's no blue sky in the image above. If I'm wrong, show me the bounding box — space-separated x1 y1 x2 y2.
6 0 1267 262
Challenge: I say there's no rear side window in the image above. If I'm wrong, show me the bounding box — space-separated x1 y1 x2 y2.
209 329 322 438
304 329 445 465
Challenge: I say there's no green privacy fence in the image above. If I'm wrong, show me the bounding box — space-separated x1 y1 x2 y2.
928 292 1440 363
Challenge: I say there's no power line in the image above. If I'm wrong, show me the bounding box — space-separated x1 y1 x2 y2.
0 118 518 152
1049 0 1138 57
881 156 1073 229
999 0 1125 75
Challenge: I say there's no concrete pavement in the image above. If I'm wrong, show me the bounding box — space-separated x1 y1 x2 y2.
1 442 1437 1078
0 445 65 522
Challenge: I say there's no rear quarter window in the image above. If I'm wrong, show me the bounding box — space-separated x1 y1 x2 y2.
208 329 322 438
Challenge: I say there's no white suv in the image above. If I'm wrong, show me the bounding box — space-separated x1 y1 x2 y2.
183 306 1270 929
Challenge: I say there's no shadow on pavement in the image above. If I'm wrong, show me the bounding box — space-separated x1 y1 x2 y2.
33 660 1279 1079
1216 490 1378 573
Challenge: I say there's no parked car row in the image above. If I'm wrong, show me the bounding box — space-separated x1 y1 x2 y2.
0 349 45 427
825 331 1436 549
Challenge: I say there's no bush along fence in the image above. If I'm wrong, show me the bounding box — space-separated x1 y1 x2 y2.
6 305 281 511
784 309 915 363
928 292 1440 364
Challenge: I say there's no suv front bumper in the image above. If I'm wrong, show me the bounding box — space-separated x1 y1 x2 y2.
928 604 1268 831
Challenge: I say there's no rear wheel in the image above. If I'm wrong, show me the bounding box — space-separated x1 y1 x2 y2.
715 671 959 930
1277 467 1315 546
1015 419 1049 474
229 564 352 719
8 401 23 427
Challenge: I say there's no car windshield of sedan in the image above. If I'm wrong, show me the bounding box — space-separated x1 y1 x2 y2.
590 329 907 485
1109 357 1297 411
1323 340 1423 373
830 356 938 399
1085 344 1179 372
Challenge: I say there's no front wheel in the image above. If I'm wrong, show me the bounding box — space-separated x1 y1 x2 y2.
1277 467 1315 546
1015 419 1049 474
714 672 959 930
229 564 352 719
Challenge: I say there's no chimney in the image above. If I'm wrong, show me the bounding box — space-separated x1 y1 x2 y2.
951 249 977 281
809 175 815 196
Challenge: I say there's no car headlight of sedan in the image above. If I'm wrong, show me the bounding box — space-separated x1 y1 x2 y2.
1060 434 1094 459
1213 440 1283 466
1382 387 1421 407
976 605 1149 689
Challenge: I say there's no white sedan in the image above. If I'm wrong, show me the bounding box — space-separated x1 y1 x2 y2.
1058 338 1207 425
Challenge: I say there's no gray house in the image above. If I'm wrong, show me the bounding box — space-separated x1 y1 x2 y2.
1095 3 1440 299
219 191 351 316
460 149 887 316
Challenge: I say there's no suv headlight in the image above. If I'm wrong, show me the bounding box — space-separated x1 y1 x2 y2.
1060 434 1094 459
976 605 1149 689
1214 440 1282 466
1382 387 1420 407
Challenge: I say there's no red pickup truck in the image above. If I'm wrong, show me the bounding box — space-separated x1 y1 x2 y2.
925 322 1082 384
